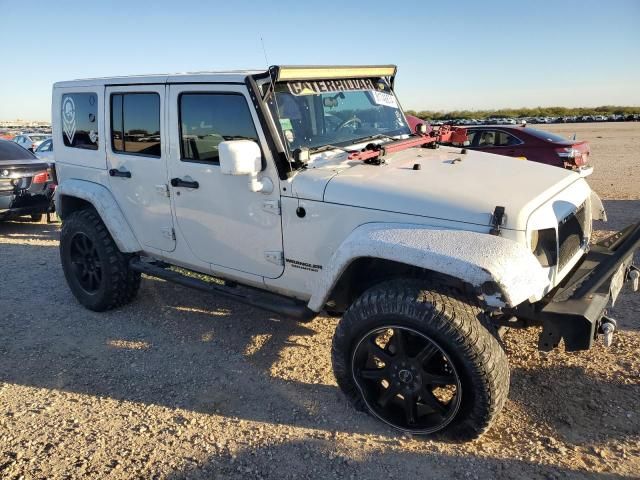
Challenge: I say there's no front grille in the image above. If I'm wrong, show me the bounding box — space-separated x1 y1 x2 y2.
557 202 587 270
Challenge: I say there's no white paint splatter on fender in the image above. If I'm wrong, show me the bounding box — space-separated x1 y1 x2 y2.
307 223 550 312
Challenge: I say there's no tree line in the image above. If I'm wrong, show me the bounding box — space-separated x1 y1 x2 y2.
404 105 640 120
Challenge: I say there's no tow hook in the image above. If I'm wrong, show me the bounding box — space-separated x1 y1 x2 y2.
629 266 639 292
599 315 617 347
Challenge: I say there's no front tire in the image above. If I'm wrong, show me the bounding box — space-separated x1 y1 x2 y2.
60 208 141 311
331 279 509 440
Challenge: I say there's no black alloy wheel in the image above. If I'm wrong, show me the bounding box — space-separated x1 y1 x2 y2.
69 232 102 293
351 326 461 434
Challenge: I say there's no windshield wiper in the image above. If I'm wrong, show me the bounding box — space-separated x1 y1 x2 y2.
222 135 256 141
308 144 353 154
349 133 398 145
307 134 397 156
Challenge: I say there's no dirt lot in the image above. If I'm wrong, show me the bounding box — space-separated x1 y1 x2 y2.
1 122 638 479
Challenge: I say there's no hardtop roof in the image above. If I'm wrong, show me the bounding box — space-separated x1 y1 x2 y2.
53 65 398 88
53 69 266 88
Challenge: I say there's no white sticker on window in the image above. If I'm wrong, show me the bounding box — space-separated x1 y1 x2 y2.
62 96 76 145
371 91 398 108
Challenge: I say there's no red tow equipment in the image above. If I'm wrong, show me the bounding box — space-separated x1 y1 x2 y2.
347 125 468 163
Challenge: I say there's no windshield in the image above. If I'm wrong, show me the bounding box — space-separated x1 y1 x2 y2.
268 78 410 152
28 135 49 142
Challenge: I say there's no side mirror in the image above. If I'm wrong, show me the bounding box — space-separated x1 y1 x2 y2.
219 140 261 175
218 140 273 194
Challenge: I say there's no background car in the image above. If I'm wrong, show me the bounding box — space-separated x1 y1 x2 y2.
448 125 590 169
0 139 55 222
34 138 54 163
13 132 51 152
405 114 436 135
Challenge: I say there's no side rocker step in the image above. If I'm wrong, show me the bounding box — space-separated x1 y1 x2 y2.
129 258 317 322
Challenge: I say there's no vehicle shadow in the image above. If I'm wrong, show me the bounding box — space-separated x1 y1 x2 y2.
0 218 60 243
0 235 390 438
163 438 630 480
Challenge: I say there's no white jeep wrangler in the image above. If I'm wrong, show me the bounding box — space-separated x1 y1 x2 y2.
52 65 639 440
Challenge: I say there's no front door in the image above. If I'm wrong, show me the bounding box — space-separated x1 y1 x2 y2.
167 84 284 279
105 85 175 252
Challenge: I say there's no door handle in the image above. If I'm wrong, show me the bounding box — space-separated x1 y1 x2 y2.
170 177 199 189
109 168 132 178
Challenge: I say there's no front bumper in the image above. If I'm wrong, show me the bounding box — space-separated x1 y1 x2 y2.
513 222 640 351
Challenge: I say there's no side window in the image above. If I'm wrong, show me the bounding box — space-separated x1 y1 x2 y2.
179 93 258 163
37 139 52 152
61 92 98 150
495 131 521 147
110 93 161 157
477 130 497 147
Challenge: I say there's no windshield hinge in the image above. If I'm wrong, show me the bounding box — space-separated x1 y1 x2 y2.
490 206 506 236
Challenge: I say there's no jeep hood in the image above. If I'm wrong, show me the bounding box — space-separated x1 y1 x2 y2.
293 146 580 231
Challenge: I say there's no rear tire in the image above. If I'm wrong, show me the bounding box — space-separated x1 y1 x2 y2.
60 208 141 311
331 279 509 440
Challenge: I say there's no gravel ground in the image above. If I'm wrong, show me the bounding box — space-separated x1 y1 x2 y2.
0 122 638 479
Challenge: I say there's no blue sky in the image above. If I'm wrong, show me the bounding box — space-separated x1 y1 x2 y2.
0 0 638 120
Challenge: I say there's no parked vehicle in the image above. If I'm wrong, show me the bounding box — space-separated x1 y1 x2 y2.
13 132 51 152
0 139 55 222
448 125 590 170
52 65 639 440
34 138 54 163
405 114 432 134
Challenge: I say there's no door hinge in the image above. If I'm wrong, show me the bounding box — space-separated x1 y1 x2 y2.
262 200 281 216
264 251 284 266
161 227 176 241
156 184 170 197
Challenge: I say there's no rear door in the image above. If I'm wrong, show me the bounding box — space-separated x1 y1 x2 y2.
105 85 175 252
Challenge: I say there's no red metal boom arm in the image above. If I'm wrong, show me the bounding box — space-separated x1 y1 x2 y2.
347 125 467 162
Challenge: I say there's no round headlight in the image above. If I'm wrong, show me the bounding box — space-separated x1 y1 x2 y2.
1 169 9 177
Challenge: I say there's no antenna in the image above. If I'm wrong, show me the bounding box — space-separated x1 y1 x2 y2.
260 37 270 68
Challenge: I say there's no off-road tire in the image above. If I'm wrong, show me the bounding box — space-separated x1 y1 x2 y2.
331 279 510 440
60 208 141 311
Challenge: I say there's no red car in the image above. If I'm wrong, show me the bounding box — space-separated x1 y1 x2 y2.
405 114 431 135
404 117 589 170
450 125 590 169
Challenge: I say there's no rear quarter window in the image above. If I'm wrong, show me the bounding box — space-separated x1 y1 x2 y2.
524 128 568 143
61 92 99 150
